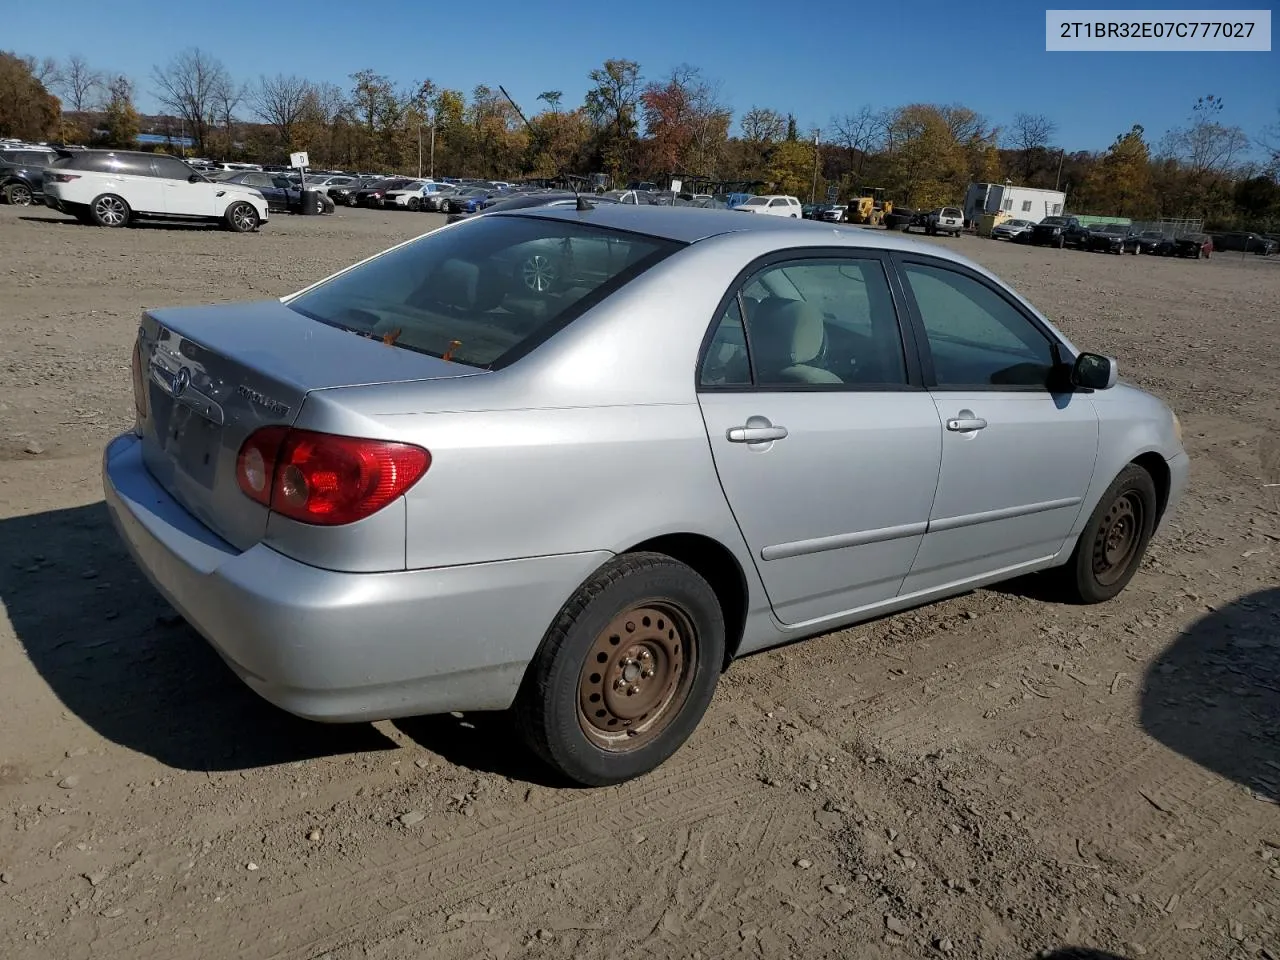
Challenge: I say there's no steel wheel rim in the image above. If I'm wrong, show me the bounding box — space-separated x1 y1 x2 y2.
577 602 697 753
10 184 32 205
1093 491 1144 586
232 204 255 230
522 254 557 293
95 196 125 225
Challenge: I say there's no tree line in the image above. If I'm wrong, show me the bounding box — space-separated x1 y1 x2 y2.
3 49 1279 229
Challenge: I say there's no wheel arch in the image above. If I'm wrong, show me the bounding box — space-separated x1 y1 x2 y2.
623 532 749 670
1131 451 1171 525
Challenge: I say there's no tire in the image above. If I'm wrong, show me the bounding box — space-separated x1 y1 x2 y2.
1055 235 1065 249
89 193 130 227
515 552 726 786
224 201 260 233
408 197 420 211
1057 464 1157 604
5 182 33 206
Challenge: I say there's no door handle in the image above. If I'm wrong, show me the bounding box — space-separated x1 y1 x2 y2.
727 425 788 443
946 416 988 432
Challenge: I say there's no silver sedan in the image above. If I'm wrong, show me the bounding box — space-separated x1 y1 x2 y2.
103 206 1189 786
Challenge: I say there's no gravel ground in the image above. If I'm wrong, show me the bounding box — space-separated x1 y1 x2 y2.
1 203 1277 960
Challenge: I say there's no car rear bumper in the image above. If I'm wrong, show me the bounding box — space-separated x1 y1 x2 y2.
102 431 610 723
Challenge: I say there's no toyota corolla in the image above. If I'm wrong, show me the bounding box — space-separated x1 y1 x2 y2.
103 206 1188 786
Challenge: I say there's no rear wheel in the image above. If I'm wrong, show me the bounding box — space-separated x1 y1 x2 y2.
515 552 725 786
1057 464 1157 604
89 193 130 227
5 182 33 206
224 201 260 233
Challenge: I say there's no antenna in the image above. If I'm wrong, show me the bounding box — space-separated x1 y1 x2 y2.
498 84 592 212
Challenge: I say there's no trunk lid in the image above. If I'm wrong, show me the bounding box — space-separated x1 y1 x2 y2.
136 298 482 551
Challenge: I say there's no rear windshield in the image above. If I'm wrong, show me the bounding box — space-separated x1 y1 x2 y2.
286 215 682 369
941 207 962 217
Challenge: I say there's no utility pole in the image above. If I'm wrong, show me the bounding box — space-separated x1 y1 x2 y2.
1055 148 1065 192
811 129 821 204
417 123 423 179
429 109 436 178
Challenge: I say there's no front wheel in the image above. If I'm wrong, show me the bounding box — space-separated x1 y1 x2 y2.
408 197 421 211
515 553 726 786
1057 464 1157 604
224 201 260 233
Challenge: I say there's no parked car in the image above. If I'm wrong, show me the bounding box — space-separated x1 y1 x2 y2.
1085 224 1133 255
801 203 818 219
353 178 415 207
1029 215 1090 249
422 183 460 212
733 195 802 217
382 180 437 210
990 218 1034 242
328 177 381 205
904 209 935 233
1155 234 1213 259
0 147 56 205
1211 231 1277 255
42 149 269 231
926 206 964 237
213 171 301 213
820 204 848 223
1124 230 1166 255
102 205 1187 786
443 186 500 215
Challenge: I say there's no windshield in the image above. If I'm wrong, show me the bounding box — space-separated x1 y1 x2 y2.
1140 231 1163 239
741 197 769 207
1104 225 1128 234
1006 220 1031 226
285 215 682 369
1040 217 1068 225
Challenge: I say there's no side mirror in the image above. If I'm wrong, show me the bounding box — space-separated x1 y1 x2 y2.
188 174 203 183
1072 352 1117 390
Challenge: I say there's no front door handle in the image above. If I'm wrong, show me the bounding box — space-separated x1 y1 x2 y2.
946 415 988 432
727 424 788 443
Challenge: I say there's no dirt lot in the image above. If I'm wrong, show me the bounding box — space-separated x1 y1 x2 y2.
1 202 1277 960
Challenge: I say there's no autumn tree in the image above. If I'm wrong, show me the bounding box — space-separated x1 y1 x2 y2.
1081 124 1154 216
1008 112 1057 182
151 48 231 152
57 54 103 114
584 58 642 175
537 90 563 113
249 74 313 149
829 105 883 180
99 75 140 148
764 138 815 196
641 65 731 175
883 104 965 207
0 51 60 140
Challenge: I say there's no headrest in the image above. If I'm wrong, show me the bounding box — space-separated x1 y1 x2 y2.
751 298 825 366
429 258 479 311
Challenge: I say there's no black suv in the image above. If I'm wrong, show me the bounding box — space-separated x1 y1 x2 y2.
1030 215 1090 249
0 148 56 206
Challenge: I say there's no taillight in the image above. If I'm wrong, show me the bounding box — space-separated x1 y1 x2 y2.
130 339 148 419
235 428 430 525
49 173 81 182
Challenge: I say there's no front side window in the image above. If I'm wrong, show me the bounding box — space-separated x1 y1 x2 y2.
152 156 194 180
741 197 768 207
286 216 681 369
700 258 908 388
901 262 1056 389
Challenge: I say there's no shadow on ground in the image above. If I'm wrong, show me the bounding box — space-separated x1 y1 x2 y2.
18 215 223 231
393 712 568 788
1034 950 1130 960
1140 586 1280 802
0 502 396 771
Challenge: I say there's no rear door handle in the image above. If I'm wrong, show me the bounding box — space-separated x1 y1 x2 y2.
727 425 788 443
946 417 988 432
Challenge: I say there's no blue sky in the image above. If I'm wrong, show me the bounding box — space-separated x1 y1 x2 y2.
8 0 1277 155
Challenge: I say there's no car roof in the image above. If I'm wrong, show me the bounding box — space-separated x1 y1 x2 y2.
490 204 988 262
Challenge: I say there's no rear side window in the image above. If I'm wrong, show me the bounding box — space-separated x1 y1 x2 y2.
286 215 682 369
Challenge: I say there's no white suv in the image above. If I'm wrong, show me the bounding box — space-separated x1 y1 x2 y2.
42 150 270 232
734 194 802 218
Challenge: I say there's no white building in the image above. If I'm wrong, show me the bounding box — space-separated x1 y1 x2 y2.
963 182 1066 225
